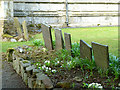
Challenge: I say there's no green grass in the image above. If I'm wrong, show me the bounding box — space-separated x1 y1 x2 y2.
2 26 118 57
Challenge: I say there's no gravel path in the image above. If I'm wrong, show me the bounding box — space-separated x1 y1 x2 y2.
2 61 28 89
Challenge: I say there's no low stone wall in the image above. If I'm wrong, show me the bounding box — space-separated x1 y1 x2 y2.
8 48 53 89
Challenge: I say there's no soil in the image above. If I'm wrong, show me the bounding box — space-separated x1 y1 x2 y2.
2 53 28 89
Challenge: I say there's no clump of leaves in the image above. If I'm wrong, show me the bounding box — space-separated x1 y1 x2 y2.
71 42 80 57
109 53 120 80
33 39 44 46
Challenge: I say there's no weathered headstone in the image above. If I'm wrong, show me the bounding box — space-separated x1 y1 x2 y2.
14 17 23 38
41 23 53 50
92 42 109 69
80 40 92 61
55 28 64 50
22 20 29 41
64 33 72 51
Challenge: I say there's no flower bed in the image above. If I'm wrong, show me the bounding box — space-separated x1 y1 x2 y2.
7 44 120 89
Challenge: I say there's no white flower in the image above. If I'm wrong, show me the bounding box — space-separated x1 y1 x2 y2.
98 86 103 88
44 60 50 64
52 69 57 73
88 83 103 88
57 61 60 63
46 67 49 70
42 65 46 69
49 67 51 70
46 69 48 72
36 63 39 65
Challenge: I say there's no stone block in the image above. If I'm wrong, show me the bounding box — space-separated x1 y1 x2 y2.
28 77 36 88
41 23 53 50
26 65 36 77
23 73 28 85
16 56 20 74
22 20 29 41
80 40 92 60
36 73 53 89
55 28 64 50
20 60 31 78
32 69 40 78
64 33 72 51
92 42 109 69
14 17 23 38
13 60 17 70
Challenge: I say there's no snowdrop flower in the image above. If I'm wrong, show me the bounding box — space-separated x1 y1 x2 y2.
52 69 57 73
42 65 46 69
46 67 49 70
44 60 50 64
49 67 51 70
38 67 42 70
98 86 103 88
36 63 39 65
57 61 60 63
88 83 103 88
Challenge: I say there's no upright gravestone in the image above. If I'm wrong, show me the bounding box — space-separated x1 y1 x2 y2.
14 17 23 38
80 40 92 61
92 42 109 69
55 29 64 50
41 23 53 50
22 20 29 41
64 33 72 51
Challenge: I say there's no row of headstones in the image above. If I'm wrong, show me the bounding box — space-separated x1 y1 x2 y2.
14 17 29 41
41 23 109 70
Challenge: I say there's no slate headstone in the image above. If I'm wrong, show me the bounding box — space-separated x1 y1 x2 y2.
64 33 72 51
55 28 64 50
22 20 29 41
92 42 109 69
14 17 23 38
80 40 92 61
41 23 53 50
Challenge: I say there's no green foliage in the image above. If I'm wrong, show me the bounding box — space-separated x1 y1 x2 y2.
33 39 44 46
83 83 88 88
52 40 55 49
109 54 120 80
71 42 80 57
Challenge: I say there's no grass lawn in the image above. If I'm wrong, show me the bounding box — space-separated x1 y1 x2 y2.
2 26 118 57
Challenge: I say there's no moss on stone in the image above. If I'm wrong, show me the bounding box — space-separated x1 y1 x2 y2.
2 34 13 38
23 60 29 64
29 24 34 27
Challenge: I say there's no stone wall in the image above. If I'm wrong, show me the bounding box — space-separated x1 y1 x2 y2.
13 0 119 28
0 0 13 36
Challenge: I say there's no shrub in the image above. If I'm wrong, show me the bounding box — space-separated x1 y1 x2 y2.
33 39 44 46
